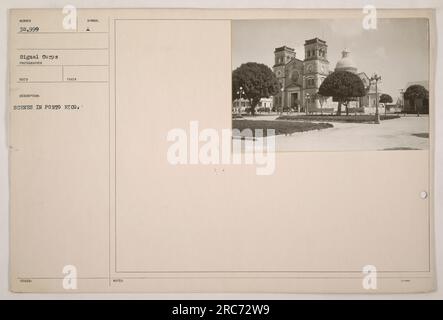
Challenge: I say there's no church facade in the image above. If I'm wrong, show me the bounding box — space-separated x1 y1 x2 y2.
273 38 382 114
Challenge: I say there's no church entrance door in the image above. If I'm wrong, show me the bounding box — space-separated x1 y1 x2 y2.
290 92 299 112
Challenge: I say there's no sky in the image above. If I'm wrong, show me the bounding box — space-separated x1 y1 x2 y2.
232 18 429 100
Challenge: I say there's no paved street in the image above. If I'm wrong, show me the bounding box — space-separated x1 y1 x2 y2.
242 115 429 151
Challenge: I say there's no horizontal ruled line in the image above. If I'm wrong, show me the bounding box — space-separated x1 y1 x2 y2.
16 276 433 280
17 31 108 34
16 81 108 83
16 48 109 50
16 65 109 67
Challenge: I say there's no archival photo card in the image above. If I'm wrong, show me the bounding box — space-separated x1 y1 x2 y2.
8 8 435 293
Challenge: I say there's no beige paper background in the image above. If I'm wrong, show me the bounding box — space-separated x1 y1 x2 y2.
8 8 435 293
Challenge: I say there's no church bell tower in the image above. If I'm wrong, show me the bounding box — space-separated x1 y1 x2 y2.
273 46 295 111
303 38 329 110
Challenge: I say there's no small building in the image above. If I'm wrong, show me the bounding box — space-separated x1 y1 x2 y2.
232 97 274 114
386 103 401 113
232 98 249 114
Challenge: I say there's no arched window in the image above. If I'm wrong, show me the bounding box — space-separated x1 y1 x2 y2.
306 78 315 87
291 70 300 82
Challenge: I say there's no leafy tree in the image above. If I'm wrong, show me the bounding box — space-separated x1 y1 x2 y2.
379 93 393 104
318 71 366 116
404 85 429 116
232 62 280 115
380 93 393 115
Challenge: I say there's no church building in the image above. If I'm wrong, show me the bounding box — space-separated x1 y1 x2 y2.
273 38 382 114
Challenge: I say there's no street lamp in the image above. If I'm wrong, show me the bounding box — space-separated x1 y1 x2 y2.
399 88 405 116
236 86 245 114
305 93 310 115
280 87 284 114
370 73 381 124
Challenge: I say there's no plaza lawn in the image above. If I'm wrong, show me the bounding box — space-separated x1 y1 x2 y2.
277 114 400 123
232 119 333 137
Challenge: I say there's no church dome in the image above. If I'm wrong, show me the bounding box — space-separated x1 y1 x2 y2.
335 50 357 73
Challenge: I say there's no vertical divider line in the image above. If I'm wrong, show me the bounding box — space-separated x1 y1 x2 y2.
114 19 117 275
108 16 111 287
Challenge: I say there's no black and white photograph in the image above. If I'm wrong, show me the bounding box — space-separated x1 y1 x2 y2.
232 18 430 151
